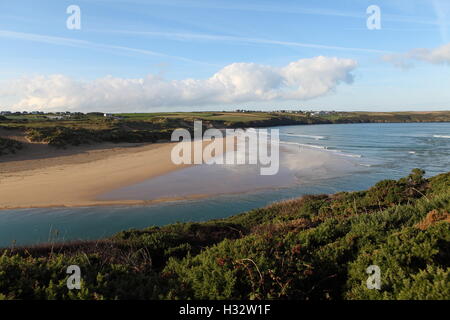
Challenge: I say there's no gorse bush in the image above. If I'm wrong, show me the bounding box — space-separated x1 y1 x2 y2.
0 137 23 156
0 169 448 300
25 127 174 147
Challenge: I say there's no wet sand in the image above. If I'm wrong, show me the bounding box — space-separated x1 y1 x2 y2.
99 144 363 203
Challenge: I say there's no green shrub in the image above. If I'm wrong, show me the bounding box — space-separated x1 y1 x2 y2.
0 137 23 156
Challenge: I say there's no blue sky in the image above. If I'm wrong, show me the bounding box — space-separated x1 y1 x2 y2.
1 0 449 112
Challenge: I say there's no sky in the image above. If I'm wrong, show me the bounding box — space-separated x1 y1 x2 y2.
0 0 450 112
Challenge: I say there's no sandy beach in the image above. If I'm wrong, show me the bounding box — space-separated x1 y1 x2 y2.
0 129 242 210
0 141 201 210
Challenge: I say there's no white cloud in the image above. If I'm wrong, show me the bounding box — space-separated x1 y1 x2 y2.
0 30 212 66
383 42 450 68
102 30 390 54
432 0 450 43
102 0 443 27
1 56 357 112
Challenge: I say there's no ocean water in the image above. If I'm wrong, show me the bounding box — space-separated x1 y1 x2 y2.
0 122 449 247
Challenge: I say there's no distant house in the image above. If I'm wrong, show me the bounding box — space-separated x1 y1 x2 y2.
104 113 113 118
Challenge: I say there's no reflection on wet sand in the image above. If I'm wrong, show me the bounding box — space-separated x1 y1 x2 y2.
98 144 363 202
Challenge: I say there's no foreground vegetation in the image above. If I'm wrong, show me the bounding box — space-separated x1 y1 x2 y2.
0 169 448 300
1 111 449 148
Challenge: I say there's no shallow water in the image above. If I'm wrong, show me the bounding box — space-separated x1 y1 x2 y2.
1 122 449 247
98 144 363 201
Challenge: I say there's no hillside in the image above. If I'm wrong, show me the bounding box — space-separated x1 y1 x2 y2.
1 111 450 151
0 169 449 300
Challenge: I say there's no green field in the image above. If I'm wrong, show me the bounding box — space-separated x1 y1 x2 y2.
117 112 274 122
0 169 448 300
2 110 450 128
1 111 450 150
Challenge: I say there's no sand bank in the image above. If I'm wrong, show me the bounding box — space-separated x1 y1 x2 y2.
0 142 197 210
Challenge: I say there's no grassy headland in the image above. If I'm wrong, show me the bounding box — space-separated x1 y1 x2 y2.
1 111 449 150
0 169 448 300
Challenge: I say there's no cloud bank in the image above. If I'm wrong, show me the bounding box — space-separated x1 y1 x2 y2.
1 56 357 112
383 42 450 69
